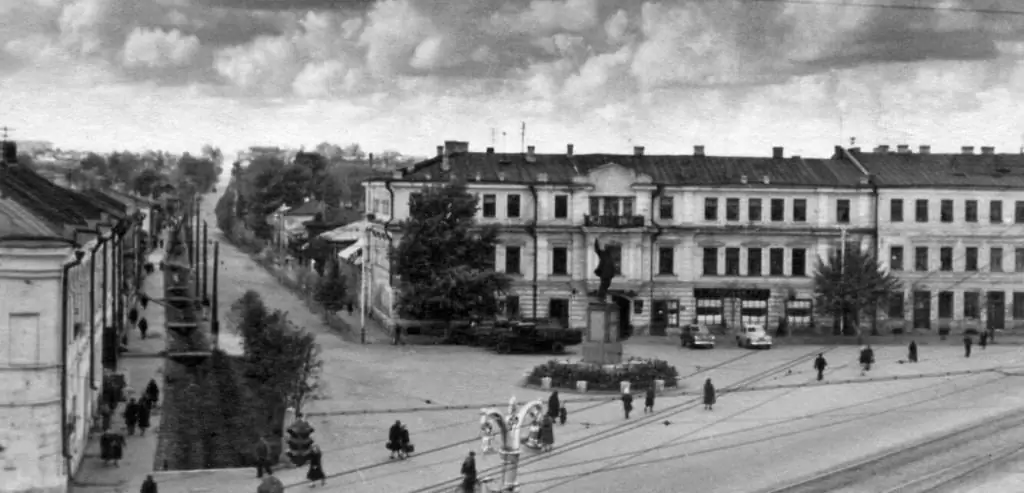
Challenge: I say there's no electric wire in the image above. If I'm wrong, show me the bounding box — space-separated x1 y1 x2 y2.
747 0 1024 16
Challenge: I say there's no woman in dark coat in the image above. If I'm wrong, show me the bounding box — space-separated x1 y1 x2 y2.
703 378 716 410
399 425 412 457
137 403 151 436
908 341 918 363
644 386 656 414
124 398 140 435
145 379 160 406
547 391 560 419
138 317 149 339
539 415 554 452
306 444 326 487
621 392 633 419
388 421 403 459
140 475 158 493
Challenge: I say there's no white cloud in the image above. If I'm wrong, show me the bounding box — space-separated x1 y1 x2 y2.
359 0 436 77
410 35 458 71
490 0 600 35
604 9 629 45
292 60 348 98
122 27 199 68
214 35 301 94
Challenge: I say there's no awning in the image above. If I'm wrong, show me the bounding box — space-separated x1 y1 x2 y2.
338 239 365 265
320 219 374 243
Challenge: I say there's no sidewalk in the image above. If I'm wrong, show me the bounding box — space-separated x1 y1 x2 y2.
73 243 169 493
331 306 391 345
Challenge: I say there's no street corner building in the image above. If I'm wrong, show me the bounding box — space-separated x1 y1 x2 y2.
361 141 1024 340
0 139 149 493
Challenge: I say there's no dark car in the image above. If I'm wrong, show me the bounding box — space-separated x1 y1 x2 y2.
680 324 716 348
492 320 583 354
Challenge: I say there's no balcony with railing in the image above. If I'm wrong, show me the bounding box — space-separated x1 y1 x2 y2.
584 215 645 228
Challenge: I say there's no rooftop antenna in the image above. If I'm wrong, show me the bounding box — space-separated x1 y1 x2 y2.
502 131 507 154
521 122 526 153
1 126 12 141
850 137 856 147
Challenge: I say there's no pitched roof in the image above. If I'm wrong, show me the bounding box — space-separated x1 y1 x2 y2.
284 201 322 216
383 151 868 188
82 189 129 218
844 149 1024 188
1 164 105 221
0 195 63 239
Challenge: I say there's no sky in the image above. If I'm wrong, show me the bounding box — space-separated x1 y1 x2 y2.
1 0 1023 158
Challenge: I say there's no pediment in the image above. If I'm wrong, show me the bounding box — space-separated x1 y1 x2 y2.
583 162 652 194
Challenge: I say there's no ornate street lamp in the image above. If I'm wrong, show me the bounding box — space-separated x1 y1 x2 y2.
479 396 545 492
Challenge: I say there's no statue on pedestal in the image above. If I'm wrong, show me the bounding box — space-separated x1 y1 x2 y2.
594 239 616 302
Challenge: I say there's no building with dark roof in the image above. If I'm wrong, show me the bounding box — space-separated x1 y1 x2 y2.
364 140 881 337
838 145 1024 335
0 139 144 493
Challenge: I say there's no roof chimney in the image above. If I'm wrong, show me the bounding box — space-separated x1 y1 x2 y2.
694 145 705 156
875 145 889 154
772 147 783 159
962 146 974 155
567 144 574 156
982 146 995 155
527 145 535 156
919 145 931 154
538 172 548 182
897 144 910 154
1 141 15 164
486 147 494 154
445 140 469 154
634 146 644 156
436 145 444 157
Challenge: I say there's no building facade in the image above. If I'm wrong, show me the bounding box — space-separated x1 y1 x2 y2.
364 141 873 336
842 145 1024 334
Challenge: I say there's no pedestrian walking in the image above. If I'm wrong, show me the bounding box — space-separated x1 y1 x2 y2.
461 451 477 493
145 379 160 407
908 341 918 363
137 317 149 339
140 295 149 310
964 334 973 358
539 414 554 452
137 402 151 436
400 424 413 457
621 392 633 419
140 475 158 493
980 331 989 349
100 430 125 467
388 421 404 459
99 401 112 431
703 378 716 410
559 405 567 425
306 444 326 487
547 391 560 420
859 345 875 374
814 353 828 381
123 398 140 435
644 386 656 414
128 307 139 326
254 436 273 478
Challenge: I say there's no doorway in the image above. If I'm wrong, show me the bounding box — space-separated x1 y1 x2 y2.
987 291 1005 331
612 295 631 340
549 298 570 328
913 291 931 330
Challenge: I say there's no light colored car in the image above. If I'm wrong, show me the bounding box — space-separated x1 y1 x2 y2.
681 324 716 348
736 325 773 349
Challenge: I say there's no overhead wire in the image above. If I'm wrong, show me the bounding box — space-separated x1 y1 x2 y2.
746 0 1024 16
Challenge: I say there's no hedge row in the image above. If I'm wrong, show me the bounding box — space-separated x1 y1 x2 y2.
526 359 680 392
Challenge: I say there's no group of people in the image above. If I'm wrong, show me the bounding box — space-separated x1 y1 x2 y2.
387 420 413 459
621 379 716 419
100 378 161 468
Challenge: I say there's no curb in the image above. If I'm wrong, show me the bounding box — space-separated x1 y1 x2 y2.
121 352 167 358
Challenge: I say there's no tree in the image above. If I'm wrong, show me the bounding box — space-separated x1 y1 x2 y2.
80 152 107 173
314 262 348 311
176 153 218 194
392 182 511 326
342 143 365 160
107 151 140 185
132 168 164 196
16 153 35 169
813 245 902 336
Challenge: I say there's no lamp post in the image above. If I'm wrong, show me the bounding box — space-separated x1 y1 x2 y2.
839 226 848 336
479 397 545 492
360 223 370 344
212 241 220 351
202 222 209 302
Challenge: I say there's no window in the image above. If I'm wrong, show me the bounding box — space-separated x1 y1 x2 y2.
793 199 807 222
658 196 673 219
725 248 740 275
658 247 674 275
965 200 978 222
589 197 600 216
966 247 978 271
890 199 904 222
914 247 928 271
991 247 1004 272
622 198 635 216
1015 293 1024 319
888 293 904 318
483 194 497 218
726 198 740 221
791 248 807 276
940 199 953 223
603 197 619 216
551 247 567 275
505 246 521 274
890 246 904 271
938 291 953 318
507 194 521 218
964 292 980 319
771 199 785 221
836 199 850 224
940 247 953 271
549 299 570 326
505 296 520 318
748 199 762 221
915 199 928 222
991 200 1003 223
634 300 644 314
702 247 718 276
554 195 568 219
769 248 784 275
747 248 762 276
1017 248 1024 272
704 198 718 220
1017 201 1024 223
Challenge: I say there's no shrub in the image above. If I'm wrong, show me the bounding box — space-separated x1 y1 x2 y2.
526 358 680 392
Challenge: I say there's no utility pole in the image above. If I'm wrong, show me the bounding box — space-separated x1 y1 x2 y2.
212 241 220 351
202 221 208 302
360 224 369 344
840 227 848 336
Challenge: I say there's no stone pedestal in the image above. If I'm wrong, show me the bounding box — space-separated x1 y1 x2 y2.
582 301 622 365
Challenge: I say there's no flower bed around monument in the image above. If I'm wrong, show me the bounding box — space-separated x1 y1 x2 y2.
526 357 680 392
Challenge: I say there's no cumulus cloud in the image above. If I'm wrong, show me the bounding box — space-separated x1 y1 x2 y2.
122 27 200 68
214 35 301 94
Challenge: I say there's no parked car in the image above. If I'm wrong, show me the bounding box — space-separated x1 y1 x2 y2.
492 322 583 354
736 325 773 349
680 324 716 348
